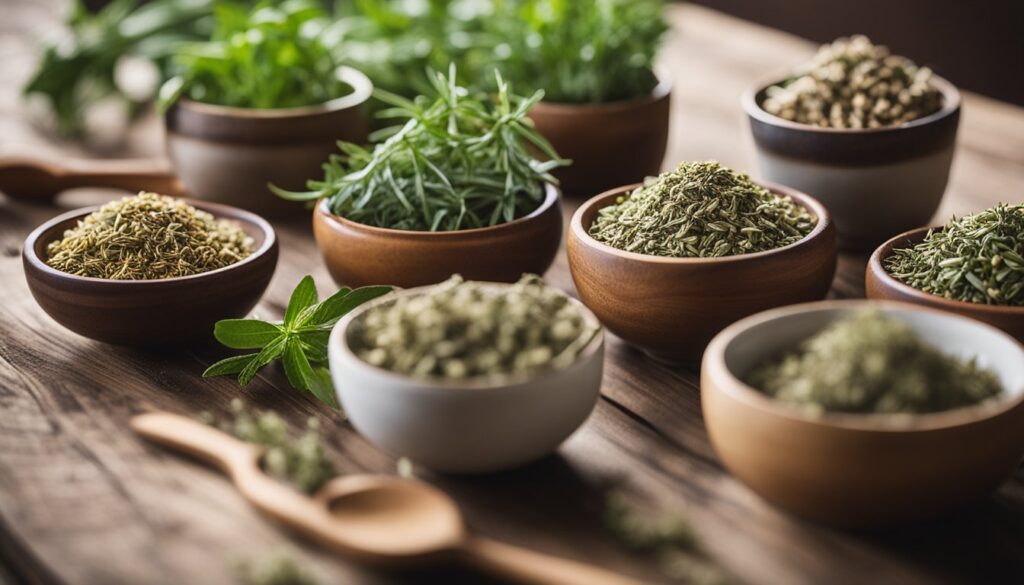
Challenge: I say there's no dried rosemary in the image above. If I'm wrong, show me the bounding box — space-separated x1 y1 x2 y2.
885 203 1024 306
747 310 1004 415
46 192 253 280
350 274 599 379
588 161 815 257
763 35 942 129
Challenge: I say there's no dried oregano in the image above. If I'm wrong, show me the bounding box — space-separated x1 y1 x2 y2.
885 204 1024 306
46 192 253 279
588 161 815 257
763 35 942 129
351 274 599 379
747 310 1003 415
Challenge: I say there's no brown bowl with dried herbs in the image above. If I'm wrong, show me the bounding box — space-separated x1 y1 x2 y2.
567 162 837 364
22 195 278 345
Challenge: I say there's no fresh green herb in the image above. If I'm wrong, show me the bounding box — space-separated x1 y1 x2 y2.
747 310 1004 415
885 204 1024 306
351 274 599 379
483 0 667 103
589 161 816 257
204 276 392 407
273 66 567 232
763 35 942 129
233 551 320 585
46 192 253 279
159 1 351 111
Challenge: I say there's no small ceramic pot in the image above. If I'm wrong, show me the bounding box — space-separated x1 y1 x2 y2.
866 226 1024 340
22 200 278 345
529 72 671 197
327 284 605 473
567 183 836 364
165 66 373 218
743 75 960 250
312 183 563 288
702 300 1024 528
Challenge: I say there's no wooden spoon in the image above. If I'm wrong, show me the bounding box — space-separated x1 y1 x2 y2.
131 412 644 585
0 156 184 202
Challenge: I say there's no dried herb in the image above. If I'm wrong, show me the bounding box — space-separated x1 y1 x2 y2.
747 310 1004 415
885 204 1024 306
763 35 942 129
203 399 336 494
233 551 319 585
204 276 392 407
350 274 599 379
589 161 815 257
45 192 253 279
273 66 567 232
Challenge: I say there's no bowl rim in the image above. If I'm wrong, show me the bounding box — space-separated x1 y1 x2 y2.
172 65 373 119
530 66 672 113
328 281 605 392
868 225 1024 316
704 299 1024 432
570 180 832 265
23 198 277 287
315 182 560 239
742 72 961 135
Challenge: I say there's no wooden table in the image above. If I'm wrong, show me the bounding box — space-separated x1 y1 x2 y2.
2 4 1023 584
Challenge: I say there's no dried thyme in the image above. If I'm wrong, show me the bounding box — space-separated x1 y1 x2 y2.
588 161 815 257
46 192 253 280
884 204 1024 306
763 35 942 129
350 274 599 379
747 310 1004 415
233 551 319 585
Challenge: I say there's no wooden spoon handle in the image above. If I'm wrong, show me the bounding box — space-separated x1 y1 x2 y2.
61 158 185 196
462 537 646 585
130 412 258 473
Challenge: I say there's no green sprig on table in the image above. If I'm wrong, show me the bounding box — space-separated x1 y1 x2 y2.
203 276 392 407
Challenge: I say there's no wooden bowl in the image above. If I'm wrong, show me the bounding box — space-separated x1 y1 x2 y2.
312 183 563 288
567 183 836 364
529 71 670 197
701 300 1024 528
328 283 604 473
866 226 1024 340
165 66 372 218
744 75 960 251
22 200 278 345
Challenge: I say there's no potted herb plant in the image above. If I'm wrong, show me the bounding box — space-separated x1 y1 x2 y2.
274 66 568 288
484 0 670 196
159 1 373 217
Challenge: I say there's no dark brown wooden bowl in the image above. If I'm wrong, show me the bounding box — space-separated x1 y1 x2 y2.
866 226 1024 340
312 183 562 288
22 200 278 345
567 182 837 364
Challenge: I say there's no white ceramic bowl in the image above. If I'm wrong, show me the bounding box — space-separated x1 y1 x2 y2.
328 285 605 473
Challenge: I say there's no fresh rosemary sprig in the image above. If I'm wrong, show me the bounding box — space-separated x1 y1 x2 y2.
272 65 568 232
203 276 392 407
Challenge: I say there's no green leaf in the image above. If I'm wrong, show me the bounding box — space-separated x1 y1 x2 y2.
285 275 319 326
213 319 283 349
238 336 287 386
203 353 260 378
282 338 316 392
308 366 340 409
305 285 392 327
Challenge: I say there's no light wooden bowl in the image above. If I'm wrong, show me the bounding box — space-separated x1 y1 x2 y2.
701 300 1024 528
313 183 562 288
866 226 1024 340
567 182 836 364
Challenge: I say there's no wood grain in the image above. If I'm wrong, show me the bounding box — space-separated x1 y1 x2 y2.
1 3 1023 585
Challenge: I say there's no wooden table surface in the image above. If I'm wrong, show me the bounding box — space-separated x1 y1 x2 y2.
2 4 1024 585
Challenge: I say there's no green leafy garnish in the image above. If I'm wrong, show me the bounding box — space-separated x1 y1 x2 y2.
203 276 392 407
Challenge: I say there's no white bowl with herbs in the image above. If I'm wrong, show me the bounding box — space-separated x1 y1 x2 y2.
328 275 604 473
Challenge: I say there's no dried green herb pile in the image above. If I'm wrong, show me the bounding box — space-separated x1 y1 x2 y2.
588 161 815 257
885 204 1024 306
203 400 336 494
46 192 253 280
350 274 599 379
763 35 942 129
747 310 1003 415
234 551 319 585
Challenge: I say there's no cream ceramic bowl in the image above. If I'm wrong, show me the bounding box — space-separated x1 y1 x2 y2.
702 300 1024 528
328 285 605 474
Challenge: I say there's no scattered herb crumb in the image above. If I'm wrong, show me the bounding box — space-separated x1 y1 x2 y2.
396 457 415 479
233 551 319 585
